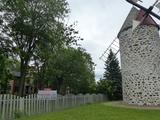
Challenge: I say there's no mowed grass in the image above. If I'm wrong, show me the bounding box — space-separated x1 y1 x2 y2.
18 102 160 120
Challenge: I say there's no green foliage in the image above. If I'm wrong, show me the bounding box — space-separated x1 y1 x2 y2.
17 103 160 120
0 0 81 96
102 49 122 100
0 0 94 96
0 51 6 81
0 51 7 92
96 79 112 97
0 51 12 93
103 50 121 81
41 47 95 94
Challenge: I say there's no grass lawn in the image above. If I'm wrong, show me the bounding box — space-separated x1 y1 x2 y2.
17 102 160 120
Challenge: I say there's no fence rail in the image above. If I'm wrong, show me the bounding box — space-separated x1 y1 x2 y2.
0 94 106 120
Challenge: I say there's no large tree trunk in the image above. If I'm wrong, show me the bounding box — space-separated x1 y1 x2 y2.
18 58 28 96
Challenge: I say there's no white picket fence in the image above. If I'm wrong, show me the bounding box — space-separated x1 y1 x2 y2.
0 94 106 120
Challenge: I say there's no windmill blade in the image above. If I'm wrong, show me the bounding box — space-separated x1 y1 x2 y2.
126 0 160 20
156 2 160 10
100 37 119 62
132 0 143 3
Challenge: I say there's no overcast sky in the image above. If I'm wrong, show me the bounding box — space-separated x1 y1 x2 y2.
67 0 159 80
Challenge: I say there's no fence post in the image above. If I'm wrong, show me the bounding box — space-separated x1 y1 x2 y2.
2 94 6 120
20 97 24 114
0 94 2 119
9 94 13 119
0 93 106 119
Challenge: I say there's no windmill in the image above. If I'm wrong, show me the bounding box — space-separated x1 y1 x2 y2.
126 0 160 20
118 0 160 106
100 0 160 62
127 0 160 29
99 37 119 62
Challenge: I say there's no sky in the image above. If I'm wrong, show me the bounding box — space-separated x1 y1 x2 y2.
67 0 160 80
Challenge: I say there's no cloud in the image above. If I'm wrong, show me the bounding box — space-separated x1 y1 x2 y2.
67 0 131 80
67 0 159 80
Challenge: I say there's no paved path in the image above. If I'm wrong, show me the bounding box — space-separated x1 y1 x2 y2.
103 101 160 110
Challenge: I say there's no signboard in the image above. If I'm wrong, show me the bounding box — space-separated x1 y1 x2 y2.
38 90 57 100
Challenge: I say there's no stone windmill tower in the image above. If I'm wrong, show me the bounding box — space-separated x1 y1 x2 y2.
118 7 160 105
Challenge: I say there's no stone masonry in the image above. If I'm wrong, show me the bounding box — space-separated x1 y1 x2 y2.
118 8 160 105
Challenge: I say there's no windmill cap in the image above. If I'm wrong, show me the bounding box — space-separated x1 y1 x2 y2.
136 9 159 29
118 7 159 38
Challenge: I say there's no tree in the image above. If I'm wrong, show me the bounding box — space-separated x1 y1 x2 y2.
40 47 96 94
96 78 114 99
0 0 79 96
31 23 82 92
0 51 8 93
0 50 12 93
103 49 122 100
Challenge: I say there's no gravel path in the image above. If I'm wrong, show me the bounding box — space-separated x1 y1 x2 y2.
103 101 160 110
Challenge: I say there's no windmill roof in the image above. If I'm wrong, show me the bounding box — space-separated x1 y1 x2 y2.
117 7 159 38
136 9 159 27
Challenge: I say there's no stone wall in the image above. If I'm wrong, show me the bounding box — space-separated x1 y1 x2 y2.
119 25 160 105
